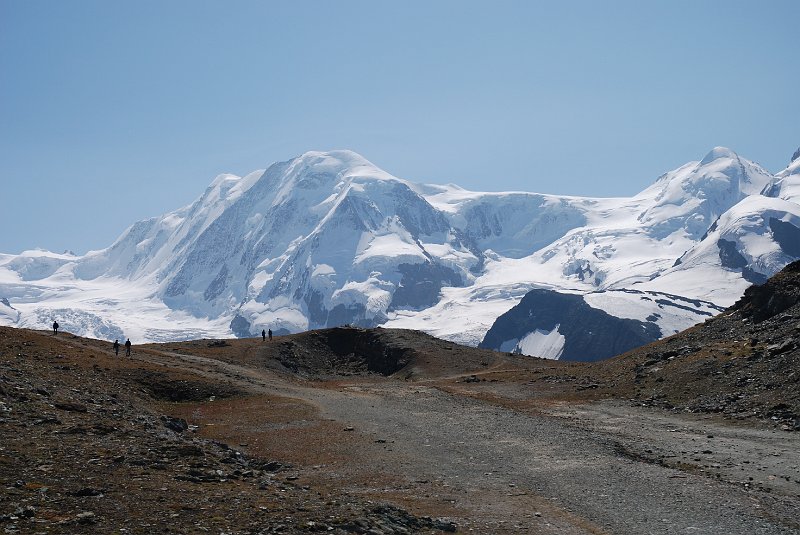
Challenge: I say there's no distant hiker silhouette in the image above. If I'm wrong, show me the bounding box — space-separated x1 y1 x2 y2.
52 321 59 335
113 339 120 356
268 328 273 341
124 338 132 357
262 329 266 341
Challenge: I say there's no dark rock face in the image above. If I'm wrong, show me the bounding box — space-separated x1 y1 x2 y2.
317 328 414 375
731 260 800 322
479 289 661 362
741 267 769 285
717 239 747 269
230 315 252 338
792 146 800 163
717 239 768 285
54 401 88 413
389 262 462 311
769 218 800 257
204 265 230 301
304 289 328 327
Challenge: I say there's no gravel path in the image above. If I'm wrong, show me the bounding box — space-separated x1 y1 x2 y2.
116 343 800 534
304 383 799 534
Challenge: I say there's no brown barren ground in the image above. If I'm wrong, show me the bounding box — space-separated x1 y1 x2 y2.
1 325 799 534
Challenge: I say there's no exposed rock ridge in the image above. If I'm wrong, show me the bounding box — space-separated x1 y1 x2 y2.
731 259 800 322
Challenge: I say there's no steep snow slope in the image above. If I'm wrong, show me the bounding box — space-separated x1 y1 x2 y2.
1 147 798 351
622 147 800 307
639 196 800 302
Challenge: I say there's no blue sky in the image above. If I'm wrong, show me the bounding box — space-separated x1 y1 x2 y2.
1 0 798 254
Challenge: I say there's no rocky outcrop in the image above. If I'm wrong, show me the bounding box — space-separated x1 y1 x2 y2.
613 259 800 428
731 259 800 322
389 262 463 311
769 217 800 257
717 239 768 285
480 289 661 362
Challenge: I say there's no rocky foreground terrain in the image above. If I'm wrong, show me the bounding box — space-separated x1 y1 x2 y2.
2 262 800 533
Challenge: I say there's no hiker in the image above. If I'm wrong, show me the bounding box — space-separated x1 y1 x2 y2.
268 328 273 341
52 321 59 335
262 329 266 341
113 339 120 356
124 338 132 357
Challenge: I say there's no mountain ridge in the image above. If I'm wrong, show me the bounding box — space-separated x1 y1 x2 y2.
1 146 799 353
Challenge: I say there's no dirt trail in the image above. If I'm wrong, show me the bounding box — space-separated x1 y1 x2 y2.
55 334 800 533
303 383 799 534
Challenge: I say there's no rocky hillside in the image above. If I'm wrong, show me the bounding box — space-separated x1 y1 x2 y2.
444 260 800 430
600 260 800 428
0 327 456 533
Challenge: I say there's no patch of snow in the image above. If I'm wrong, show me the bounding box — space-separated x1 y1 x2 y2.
515 326 566 359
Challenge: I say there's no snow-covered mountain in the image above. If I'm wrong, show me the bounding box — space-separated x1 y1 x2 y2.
474 147 800 358
1 147 799 359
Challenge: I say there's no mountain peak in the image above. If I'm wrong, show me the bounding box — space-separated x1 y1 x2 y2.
294 150 373 170
792 146 800 163
700 146 738 165
285 150 398 183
